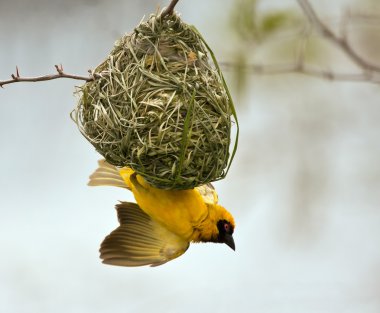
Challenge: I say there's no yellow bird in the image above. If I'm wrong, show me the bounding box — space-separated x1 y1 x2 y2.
89 160 235 267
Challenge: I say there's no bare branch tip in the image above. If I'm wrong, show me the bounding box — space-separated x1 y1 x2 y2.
55 64 64 75
297 0 380 74
161 0 180 18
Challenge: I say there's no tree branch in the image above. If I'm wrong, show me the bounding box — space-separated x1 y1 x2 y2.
221 62 379 84
222 1 380 85
161 0 180 18
2 1 379 88
297 0 380 73
0 65 96 88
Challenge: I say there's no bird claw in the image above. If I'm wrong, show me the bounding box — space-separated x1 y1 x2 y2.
130 172 148 191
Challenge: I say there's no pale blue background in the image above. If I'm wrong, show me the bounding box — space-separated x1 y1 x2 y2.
1 1 379 312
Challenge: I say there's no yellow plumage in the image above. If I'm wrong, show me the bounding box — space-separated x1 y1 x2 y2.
89 160 235 267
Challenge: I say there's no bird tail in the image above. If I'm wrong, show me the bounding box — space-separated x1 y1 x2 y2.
88 159 130 189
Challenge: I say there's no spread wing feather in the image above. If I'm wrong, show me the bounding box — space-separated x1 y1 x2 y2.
100 202 189 267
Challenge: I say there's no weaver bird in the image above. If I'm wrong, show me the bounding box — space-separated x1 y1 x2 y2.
89 160 235 267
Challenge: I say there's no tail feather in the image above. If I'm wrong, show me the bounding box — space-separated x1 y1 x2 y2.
88 160 129 189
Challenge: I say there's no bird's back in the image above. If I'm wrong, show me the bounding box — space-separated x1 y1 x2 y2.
121 168 210 240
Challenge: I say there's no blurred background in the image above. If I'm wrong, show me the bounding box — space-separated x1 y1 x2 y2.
1 0 380 312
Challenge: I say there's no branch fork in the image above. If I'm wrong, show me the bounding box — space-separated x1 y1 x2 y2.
1 0 380 87
0 64 95 88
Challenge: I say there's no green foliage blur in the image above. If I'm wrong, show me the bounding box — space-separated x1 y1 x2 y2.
229 0 305 95
228 0 380 97
230 0 300 43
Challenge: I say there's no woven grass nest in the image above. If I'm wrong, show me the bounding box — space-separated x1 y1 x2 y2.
73 13 238 190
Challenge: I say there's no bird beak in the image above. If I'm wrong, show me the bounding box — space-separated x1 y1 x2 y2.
224 234 235 251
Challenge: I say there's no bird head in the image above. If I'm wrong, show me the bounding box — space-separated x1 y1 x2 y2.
216 219 235 251
199 203 235 250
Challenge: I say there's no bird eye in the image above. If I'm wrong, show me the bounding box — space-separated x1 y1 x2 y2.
224 223 230 232
217 220 233 236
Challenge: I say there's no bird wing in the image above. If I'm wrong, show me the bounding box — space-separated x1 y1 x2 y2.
88 159 129 189
100 202 189 267
195 183 218 205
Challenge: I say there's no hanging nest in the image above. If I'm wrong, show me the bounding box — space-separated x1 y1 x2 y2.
73 13 238 189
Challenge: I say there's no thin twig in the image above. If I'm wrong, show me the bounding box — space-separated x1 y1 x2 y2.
0 65 95 88
2 0 379 88
297 0 380 73
161 0 180 17
221 1 380 84
221 62 379 83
